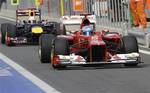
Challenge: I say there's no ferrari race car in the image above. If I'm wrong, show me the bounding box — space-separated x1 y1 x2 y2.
39 14 141 69
1 8 66 46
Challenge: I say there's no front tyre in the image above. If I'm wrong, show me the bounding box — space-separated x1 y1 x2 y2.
5 23 16 46
122 35 139 66
39 34 55 63
1 23 8 44
52 37 69 69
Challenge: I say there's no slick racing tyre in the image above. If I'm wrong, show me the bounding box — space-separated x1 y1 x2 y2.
5 24 16 46
122 35 139 66
1 23 8 44
52 37 69 69
39 34 55 63
122 35 138 53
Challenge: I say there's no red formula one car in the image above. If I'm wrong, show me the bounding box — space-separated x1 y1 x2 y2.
39 14 141 69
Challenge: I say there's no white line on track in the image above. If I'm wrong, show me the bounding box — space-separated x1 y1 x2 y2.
0 52 61 93
139 49 150 55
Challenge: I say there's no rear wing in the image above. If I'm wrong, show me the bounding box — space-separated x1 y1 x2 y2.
16 8 41 17
60 15 96 25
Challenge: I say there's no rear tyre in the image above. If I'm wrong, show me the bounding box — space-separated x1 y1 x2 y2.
1 23 8 44
55 23 66 35
54 38 69 55
52 37 69 69
5 24 16 46
39 34 55 63
122 35 139 66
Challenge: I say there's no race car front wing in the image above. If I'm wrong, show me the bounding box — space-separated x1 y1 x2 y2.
8 37 27 44
54 53 141 66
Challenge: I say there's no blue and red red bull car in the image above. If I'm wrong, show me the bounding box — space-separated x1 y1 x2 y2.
1 8 66 46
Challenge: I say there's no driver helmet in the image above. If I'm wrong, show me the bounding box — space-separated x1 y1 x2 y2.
82 25 93 36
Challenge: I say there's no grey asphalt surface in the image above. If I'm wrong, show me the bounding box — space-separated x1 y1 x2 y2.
0 18 150 93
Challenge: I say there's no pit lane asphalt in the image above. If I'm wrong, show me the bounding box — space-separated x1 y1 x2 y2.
1 18 150 93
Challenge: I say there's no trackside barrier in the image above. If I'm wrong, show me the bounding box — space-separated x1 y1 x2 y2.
128 29 150 48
